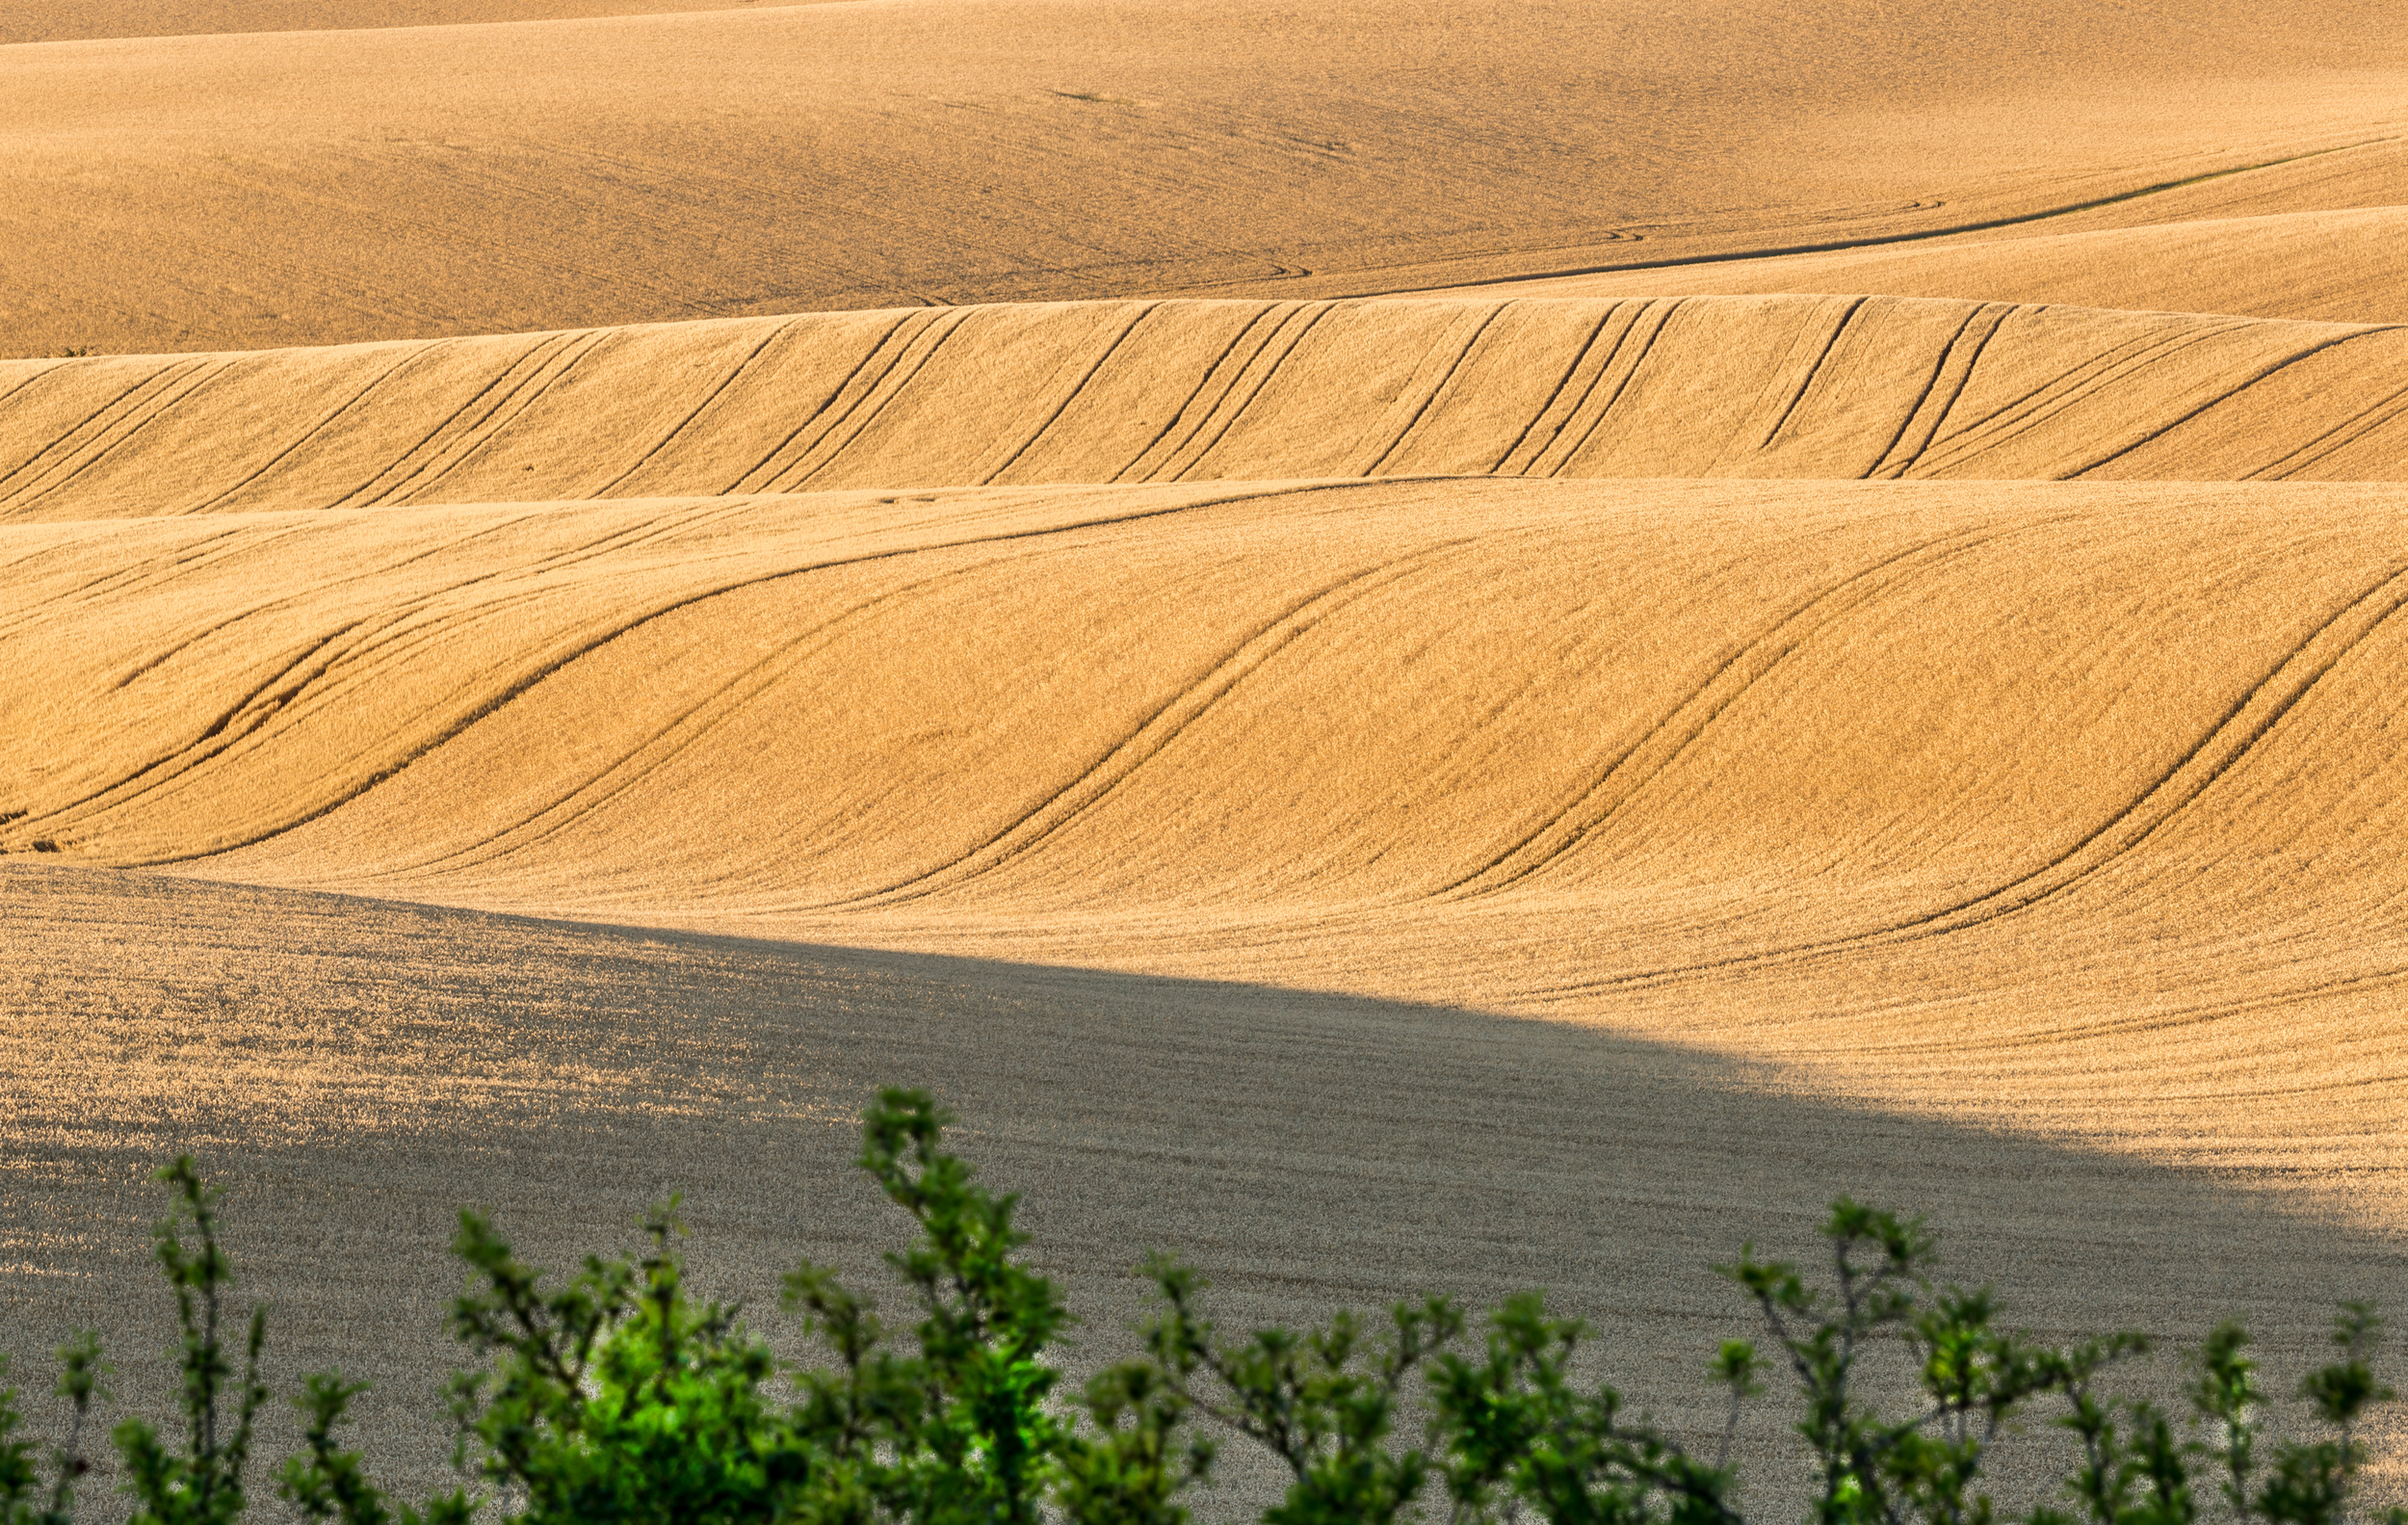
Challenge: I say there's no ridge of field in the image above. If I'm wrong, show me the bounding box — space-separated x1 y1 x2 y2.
1433 207 2408 326
4 0 2404 355
1411 136 2408 315
2 475 2404 1234
8 296 2408 522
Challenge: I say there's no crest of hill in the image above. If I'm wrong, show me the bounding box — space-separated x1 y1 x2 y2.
5 296 2407 522
1439 207 2408 326
4 0 2404 354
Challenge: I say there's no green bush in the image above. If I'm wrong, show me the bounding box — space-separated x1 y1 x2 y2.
2 1089 2400 1525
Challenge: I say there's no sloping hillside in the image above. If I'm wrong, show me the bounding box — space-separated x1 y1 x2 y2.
2 469 2404 1238
6 296 2406 524
6 0 2404 355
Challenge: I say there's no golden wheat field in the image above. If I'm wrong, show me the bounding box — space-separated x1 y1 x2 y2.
5 0 2408 1509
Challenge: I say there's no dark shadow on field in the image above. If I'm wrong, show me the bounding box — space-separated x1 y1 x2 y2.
3 863 2402 1512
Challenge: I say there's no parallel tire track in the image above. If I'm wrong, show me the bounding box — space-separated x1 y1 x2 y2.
4 484 1373 865
1434 524 2027 900
824 537 1479 909
1520 555 2408 998
5 297 2401 513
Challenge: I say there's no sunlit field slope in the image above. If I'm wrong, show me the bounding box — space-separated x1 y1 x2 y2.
8 296 2408 522
3 460 2405 1233
5 0 2406 355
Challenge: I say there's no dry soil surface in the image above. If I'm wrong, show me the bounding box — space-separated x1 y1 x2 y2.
6 0 2408 1512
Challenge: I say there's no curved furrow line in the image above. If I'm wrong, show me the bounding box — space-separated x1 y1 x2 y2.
1915 314 2235 459
1162 303 1343 482
19 592 666 857
1109 304 1288 484
1432 524 2025 901
188 344 442 513
1493 304 1647 477
776 310 982 491
392 497 777 590
14 587 759 861
179 559 632 725
824 539 1480 910
98 507 633 694
1910 315 2257 474
1516 556 2408 1001
1391 137 2406 297
2068 325 2408 480
350 498 750 594
0 527 269 646
1242 513 1682 918
1796 989 2408 1100
1483 302 1625 474
1535 299 1688 476
358 329 613 506
0 360 219 513
1757 296 1869 452
721 311 923 493
981 302 1164 486
373 332 613 504
341 504 677 585
1362 302 1511 476
1499 302 1661 476
2162 1073 2408 1107
130 505 757 738
2252 378 2408 482
8 622 370 841
9 298 2403 515
0 529 94 588
1120 304 1309 481
8 361 246 516
0 362 185 502
87 483 1370 867
1829 966 2408 1060
0 364 60 417
34 602 484 835
510 497 859 579
528 496 782 565
1868 302 2016 480
313 336 500 510
589 319 801 499
1130 304 1324 482
88 528 345 666
249 506 868 743
1834 562 2408 937
14 510 713 831
354 561 1028 882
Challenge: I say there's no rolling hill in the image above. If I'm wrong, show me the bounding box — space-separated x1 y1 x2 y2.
7 0 2408 1509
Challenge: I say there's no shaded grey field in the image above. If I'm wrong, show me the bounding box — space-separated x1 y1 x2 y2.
5 862 2400 1512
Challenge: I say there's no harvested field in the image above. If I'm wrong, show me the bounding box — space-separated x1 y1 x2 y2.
9 297 2408 521
5 0 2407 1512
5 0 2406 356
